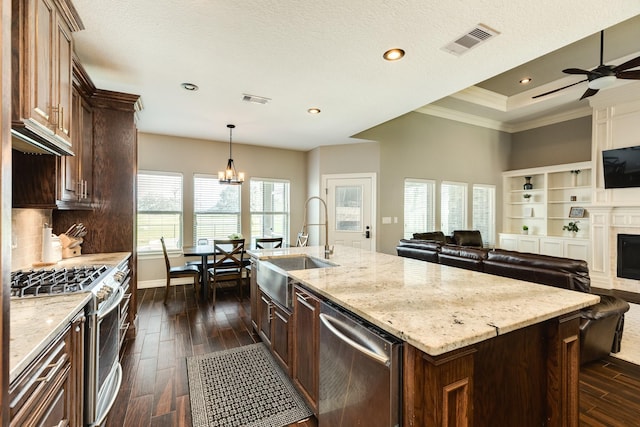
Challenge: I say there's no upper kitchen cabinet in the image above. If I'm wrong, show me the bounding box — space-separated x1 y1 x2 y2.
58 58 95 209
11 0 84 155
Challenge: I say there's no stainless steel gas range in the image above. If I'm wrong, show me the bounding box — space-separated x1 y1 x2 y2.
10 256 131 426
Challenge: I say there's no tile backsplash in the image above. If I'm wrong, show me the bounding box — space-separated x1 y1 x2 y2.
12 208 52 270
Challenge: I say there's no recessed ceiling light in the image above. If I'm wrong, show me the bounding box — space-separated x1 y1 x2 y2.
519 77 532 84
383 48 405 61
181 82 199 91
307 108 321 114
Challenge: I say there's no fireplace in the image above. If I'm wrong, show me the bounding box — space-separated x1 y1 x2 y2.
617 234 640 280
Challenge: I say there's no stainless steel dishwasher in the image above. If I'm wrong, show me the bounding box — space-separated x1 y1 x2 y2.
319 301 402 427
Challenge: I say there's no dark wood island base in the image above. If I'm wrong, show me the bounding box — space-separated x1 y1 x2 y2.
403 312 581 427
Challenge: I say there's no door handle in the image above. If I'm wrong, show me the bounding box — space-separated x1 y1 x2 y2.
365 226 371 239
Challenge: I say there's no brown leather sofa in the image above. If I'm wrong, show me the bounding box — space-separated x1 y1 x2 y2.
396 235 631 364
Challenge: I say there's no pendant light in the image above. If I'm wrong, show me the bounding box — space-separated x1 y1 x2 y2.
218 124 245 184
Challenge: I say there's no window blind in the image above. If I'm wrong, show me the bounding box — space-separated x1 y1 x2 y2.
403 179 435 239
137 171 183 252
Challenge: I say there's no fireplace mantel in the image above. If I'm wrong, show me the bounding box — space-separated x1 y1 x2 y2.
587 83 640 294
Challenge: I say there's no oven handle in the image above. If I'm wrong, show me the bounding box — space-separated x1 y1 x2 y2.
319 313 390 366
97 286 125 320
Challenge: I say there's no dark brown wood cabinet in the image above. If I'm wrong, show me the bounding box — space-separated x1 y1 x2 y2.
58 83 93 209
271 303 291 371
258 289 273 344
256 288 292 373
11 0 83 154
9 310 85 426
250 259 259 331
292 285 320 414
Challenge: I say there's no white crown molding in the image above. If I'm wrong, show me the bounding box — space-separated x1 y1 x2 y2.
450 86 508 112
415 104 592 133
508 106 592 132
414 104 511 132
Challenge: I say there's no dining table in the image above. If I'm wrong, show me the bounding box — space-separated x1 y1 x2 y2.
182 245 216 300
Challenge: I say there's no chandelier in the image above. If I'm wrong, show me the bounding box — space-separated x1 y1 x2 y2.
218 124 245 185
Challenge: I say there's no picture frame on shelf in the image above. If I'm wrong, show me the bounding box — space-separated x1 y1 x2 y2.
568 207 585 218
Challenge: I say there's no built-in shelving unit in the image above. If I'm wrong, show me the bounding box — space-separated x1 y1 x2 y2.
500 161 592 261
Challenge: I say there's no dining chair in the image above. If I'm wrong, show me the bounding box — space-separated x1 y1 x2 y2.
246 237 284 280
255 237 283 249
161 237 200 304
208 238 245 306
187 238 214 268
296 232 309 247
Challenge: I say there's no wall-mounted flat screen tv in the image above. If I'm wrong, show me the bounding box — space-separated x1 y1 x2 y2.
602 145 640 189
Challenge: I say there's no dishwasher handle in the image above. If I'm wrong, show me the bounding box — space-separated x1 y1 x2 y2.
319 313 390 366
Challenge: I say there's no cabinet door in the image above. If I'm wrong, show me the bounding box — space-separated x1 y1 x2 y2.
79 95 93 201
292 286 320 413
29 0 56 130
271 304 291 373
250 260 259 332
564 240 589 262
499 234 518 251
518 236 540 253
540 238 563 257
258 291 272 344
54 12 73 144
60 88 81 202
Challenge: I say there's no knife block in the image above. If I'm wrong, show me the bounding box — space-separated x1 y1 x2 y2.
59 233 83 258
62 246 82 259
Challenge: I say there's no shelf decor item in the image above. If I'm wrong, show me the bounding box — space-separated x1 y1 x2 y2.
522 225 529 235
523 193 532 200
570 169 581 187
563 221 580 237
568 207 585 218
523 176 533 190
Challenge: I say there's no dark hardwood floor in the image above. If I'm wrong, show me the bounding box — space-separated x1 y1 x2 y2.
107 285 640 427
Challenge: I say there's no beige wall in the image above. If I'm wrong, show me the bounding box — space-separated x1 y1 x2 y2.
357 112 512 254
137 132 307 283
136 113 593 283
509 116 592 169
305 142 380 246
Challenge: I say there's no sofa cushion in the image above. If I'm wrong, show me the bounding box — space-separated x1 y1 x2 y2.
439 245 488 271
396 239 441 263
412 231 447 244
452 230 483 247
485 249 590 292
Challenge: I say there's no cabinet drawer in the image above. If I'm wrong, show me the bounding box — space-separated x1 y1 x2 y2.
9 324 71 422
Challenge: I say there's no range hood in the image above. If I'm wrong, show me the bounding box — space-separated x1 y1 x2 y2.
11 128 74 156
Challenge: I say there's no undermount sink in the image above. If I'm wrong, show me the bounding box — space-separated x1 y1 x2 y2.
264 255 336 271
257 255 336 308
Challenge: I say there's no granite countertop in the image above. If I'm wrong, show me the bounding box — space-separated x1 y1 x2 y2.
18 251 132 271
10 293 92 383
10 252 131 384
248 245 600 356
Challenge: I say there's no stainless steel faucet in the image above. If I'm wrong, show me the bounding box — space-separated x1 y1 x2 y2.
301 196 334 258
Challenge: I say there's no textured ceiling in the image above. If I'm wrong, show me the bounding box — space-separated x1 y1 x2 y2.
70 1 640 150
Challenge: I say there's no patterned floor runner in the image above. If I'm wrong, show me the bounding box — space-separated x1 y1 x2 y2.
187 343 313 427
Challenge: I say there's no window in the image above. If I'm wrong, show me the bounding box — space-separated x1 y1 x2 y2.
194 174 241 242
472 184 496 247
250 178 290 247
403 179 435 239
137 171 183 252
440 181 467 235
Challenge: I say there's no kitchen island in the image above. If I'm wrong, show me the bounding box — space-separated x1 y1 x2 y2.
249 245 599 427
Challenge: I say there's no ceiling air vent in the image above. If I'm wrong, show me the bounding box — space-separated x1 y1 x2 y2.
442 24 500 56
242 94 271 104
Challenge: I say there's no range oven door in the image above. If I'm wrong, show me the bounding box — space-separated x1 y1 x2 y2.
86 286 124 426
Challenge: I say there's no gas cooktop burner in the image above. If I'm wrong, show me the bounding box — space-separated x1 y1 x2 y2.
10 265 110 297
